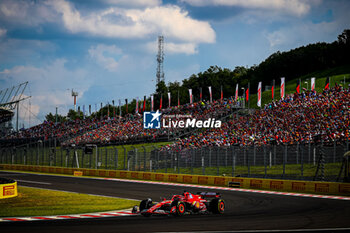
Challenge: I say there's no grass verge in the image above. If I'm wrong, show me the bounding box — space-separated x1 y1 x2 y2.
0 186 139 217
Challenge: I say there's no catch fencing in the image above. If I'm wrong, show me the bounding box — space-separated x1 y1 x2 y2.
0 139 349 182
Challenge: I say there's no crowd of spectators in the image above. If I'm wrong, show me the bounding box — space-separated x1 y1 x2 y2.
161 86 350 152
61 99 235 145
5 86 349 151
6 118 110 141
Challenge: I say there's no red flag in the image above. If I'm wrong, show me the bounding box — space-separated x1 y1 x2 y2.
177 91 180 107
296 79 300 94
143 96 146 112
245 88 249 102
200 87 202 102
220 85 223 101
272 79 275 100
159 94 162 109
325 77 330 90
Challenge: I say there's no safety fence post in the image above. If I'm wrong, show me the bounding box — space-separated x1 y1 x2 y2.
253 144 256 166
308 141 311 164
122 145 126 170
296 143 299 164
115 148 118 170
201 148 205 175
264 145 267 178
217 148 219 176
301 142 304 177
142 146 146 172
232 146 236 177
247 146 250 177
333 139 336 163
283 144 287 178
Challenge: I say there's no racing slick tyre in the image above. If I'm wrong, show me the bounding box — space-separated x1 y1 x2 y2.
171 200 186 216
209 198 225 214
140 198 153 211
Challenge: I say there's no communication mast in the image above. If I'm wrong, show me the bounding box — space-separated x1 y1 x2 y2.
156 35 165 85
72 90 78 111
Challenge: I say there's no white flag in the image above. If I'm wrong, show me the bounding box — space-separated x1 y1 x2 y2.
189 89 193 104
168 92 171 107
281 77 285 99
257 82 262 107
235 84 238 101
151 95 154 111
208 86 212 103
311 77 316 91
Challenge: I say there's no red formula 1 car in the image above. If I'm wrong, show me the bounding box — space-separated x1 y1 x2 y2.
133 191 225 217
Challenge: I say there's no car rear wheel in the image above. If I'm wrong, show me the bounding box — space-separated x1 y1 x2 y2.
209 198 225 214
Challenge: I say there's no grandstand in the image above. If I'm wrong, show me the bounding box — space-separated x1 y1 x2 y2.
0 82 29 137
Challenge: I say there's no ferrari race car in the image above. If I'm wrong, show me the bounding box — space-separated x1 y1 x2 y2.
133 191 225 217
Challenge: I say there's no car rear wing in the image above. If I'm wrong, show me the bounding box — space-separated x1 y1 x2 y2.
197 192 221 198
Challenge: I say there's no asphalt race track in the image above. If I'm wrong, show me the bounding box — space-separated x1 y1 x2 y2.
1 171 350 233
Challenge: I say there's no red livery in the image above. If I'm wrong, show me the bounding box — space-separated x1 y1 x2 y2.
133 191 225 217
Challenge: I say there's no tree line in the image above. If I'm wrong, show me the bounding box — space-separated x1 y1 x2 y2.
46 29 350 122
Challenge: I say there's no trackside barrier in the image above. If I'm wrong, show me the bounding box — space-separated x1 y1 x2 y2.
1 164 350 196
0 178 18 199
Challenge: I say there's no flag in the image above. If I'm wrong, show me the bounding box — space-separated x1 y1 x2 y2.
136 97 139 113
200 87 202 102
311 77 316 91
143 96 146 112
220 85 223 101
281 77 285 99
151 95 154 111
189 89 193 104
257 82 262 107
168 92 171 108
325 77 330 90
100 103 103 120
125 99 128 114
112 100 115 117
272 79 275 100
245 85 249 102
235 84 238 101
119 99 121 117
89 105 91 115
159 94 162 110
208 86 212 103
177 90 180 107
296 79 300 94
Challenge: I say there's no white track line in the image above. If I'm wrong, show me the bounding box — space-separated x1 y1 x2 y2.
16 180 51 185
160 228 350 233
2 170 350 201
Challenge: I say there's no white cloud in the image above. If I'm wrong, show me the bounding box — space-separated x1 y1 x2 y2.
0 28 6 37
0 59 90 125
0 0 58 26
88 44 123 72
265 20 340 49
47 0 215 44
101 0 161 7
181 0 315 16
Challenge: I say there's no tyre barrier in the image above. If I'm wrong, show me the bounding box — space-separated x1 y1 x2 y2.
1 164 350 196
0 177 18 199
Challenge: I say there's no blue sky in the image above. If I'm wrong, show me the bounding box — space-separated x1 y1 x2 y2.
0 0 349 127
